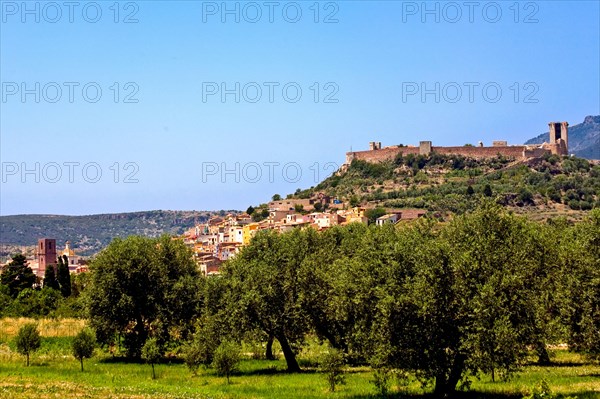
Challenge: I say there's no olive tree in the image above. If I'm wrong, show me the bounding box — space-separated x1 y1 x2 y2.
559 209 600 356
320 348 346 392
371 203 548 394
212 340 241 384
86 235 200 358
142 337 163 379
72 328 96 371
14 323 41 366
224 229 317 372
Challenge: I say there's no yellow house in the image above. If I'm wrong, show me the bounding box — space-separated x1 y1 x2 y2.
345 207 368 224
242 223 260 246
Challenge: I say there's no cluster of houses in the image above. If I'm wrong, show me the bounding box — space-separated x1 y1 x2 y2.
3 194 425 279
182 193 426 276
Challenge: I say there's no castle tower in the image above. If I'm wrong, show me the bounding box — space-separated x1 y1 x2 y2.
369 142 382 151
548 121 569 155
419 141 432 155
36 238 57 277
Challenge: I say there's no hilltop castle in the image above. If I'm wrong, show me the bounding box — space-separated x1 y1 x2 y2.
345 122 569 164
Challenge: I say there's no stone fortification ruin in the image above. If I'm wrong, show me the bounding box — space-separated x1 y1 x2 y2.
345 122 569 165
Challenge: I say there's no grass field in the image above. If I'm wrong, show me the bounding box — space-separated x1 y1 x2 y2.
0 318 599 399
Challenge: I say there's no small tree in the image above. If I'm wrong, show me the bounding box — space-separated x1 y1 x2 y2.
272 194 282 201
141 338 162 379
184 340 203 375
72 328 96 371
14 323 41 366
212 340 241 384
320 348 346 392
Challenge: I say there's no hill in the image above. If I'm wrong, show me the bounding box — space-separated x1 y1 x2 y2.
525 115 600 160
288 152 600 220
0 210 237 257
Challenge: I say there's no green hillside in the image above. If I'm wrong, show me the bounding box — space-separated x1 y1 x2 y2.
292 152 600 219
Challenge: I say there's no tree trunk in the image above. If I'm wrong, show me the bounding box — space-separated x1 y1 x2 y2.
434 372 449 396
434 353 466 396
276 333 301 372
151 363 156 379
80 358 84 372
265 334 275 360
536 342 551 365
447 353 466 394
26 353 29 367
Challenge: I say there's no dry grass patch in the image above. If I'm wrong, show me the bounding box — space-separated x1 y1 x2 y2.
0 318 86 342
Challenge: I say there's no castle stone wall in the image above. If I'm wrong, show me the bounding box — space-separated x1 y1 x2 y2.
431 146 526 159
346 145 528 164
347 146 420 163
345 122 568 166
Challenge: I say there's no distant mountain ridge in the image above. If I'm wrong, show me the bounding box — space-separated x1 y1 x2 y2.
525 115 600 160
0 210 238 256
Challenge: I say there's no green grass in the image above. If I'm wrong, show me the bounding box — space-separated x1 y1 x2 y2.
0 343 599 399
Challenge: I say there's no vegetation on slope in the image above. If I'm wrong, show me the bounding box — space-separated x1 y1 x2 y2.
294 153 600 217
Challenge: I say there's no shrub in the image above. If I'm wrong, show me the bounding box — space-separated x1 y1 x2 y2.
483 184 493 197
518 188 534 205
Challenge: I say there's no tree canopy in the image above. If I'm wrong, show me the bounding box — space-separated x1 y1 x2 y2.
1 254 36 298
86 235 200 358
217 203 598 394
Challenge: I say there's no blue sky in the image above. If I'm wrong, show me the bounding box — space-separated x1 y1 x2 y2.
1 0 599 215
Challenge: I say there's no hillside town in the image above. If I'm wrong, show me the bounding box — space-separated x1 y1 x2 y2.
181 193 426 275
4 121 575 279
4 194 426 279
